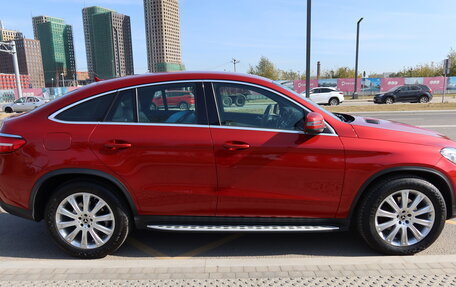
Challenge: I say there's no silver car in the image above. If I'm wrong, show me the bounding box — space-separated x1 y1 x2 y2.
2 96 47 113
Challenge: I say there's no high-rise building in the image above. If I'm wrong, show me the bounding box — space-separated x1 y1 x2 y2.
144 0 184 72
0 27 23 41
83 6 134 80
32 16 76 87
0 38 45 88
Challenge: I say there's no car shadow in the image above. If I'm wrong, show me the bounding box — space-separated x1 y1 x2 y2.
0 212 380 260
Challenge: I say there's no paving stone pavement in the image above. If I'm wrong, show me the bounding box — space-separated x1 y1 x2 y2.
0 255 456 286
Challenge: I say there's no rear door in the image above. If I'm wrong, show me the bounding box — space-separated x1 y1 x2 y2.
89 82 218 216
310 88 324 104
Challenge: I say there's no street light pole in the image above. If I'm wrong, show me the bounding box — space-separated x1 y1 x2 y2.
305 0 311 98
231 58 240 72
61 73 65 88
353 17 364 99
0 41 22 99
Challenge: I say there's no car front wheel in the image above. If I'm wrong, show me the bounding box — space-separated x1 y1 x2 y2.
357 176 446 255
45 181 130 259
384 97 394 104
4 107 12 113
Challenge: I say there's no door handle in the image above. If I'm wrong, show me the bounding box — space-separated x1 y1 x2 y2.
104 140 132 150
223 141 250 151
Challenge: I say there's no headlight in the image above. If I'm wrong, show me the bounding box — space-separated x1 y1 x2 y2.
441 148 456 164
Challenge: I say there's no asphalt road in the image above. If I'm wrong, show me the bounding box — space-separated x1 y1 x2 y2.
0 110 455 261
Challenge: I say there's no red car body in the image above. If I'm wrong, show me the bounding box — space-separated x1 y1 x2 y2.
151 90 195 109
0 72 455 256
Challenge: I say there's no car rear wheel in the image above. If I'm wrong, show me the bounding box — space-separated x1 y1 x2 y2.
357 176 446 255
4 107 12 113
45 181 130 259
329 97 340 106
384 97 394 104
179 102 190 110
222 96 233 107
419 95 430 103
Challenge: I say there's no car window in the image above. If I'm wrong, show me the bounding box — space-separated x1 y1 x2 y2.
105 89 136 123
137 83 198 125
14 97 25 104
410 86 421 91
321 88 332 93
311 89 320 93
213 83 306 131
55 93 116 122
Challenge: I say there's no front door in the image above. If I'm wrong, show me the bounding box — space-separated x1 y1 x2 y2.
208 82 345 218
90 82 218 216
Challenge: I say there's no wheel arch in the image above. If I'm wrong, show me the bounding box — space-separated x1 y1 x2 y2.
348 166 455 222
30 168 138 221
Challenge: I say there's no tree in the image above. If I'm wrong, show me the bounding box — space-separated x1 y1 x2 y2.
322 67 358 78
278 69 304 80
247 57 280 80
447 49 456 76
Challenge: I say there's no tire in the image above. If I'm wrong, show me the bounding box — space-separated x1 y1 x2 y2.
4 107 12 113
419 95 430 103
234 95 246 107
357 176 446 255
222 96 233 107
45 181 130 259
179 102 189 110
329 97 340 106
384 97 394 104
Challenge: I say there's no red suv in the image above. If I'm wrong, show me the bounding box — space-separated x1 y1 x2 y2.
1 72 455 258
150 90 195 111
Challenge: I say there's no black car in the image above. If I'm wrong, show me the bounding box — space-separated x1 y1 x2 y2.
374 84 433 104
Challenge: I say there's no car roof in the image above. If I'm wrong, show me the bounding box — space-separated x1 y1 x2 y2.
312 87 337 90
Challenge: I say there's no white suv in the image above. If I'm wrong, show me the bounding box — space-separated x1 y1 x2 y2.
304 87 344 106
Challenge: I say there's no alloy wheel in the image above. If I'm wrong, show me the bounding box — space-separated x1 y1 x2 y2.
375 189 435 247
55 193 115 249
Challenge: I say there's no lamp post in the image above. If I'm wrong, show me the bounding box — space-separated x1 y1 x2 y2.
305 0 311 98
51 78 54 87
353 17 363 99
60 73 65 88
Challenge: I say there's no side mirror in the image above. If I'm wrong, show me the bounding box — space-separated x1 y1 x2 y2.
304 112 325 134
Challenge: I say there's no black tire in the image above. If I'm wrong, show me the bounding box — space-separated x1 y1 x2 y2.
329 97 340 106
222 96 233 107
4 107 12 113
179 102 190 110
419 95 430 103
45 181 130 259
357 176 446 255
234 95 246 107
384 97 394 104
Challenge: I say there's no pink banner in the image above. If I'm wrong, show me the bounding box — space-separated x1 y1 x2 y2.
293 80 318 93
21 89 45 98
337 78 361 92
380 78 405 92
423 77 444 91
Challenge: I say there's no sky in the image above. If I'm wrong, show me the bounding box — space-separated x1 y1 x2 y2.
1 0 456 76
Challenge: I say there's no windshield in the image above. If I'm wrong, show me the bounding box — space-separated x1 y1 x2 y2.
272 81 342 122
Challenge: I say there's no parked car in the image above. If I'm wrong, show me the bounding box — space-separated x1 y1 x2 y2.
150 90 195 110
1 72 455 259
303 87 344 106
374 85 433 104
2 96 48 113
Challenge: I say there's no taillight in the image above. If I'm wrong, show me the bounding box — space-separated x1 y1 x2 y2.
429 89 433 94
0 136 26 154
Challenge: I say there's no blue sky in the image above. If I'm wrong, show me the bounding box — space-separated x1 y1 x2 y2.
2 0 456 76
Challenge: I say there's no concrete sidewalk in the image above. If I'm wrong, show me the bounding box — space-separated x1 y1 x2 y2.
1 255 456 285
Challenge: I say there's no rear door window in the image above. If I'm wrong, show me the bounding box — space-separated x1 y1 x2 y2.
105 89 137 123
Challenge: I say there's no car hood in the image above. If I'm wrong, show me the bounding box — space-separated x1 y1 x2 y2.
350 115 454 147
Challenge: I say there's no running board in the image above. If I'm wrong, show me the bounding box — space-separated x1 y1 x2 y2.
146 225 339 232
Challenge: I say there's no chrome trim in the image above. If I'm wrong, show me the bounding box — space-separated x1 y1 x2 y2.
47 79 337 136
0 133 22 139
147 224 340 232
209 125 338 136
